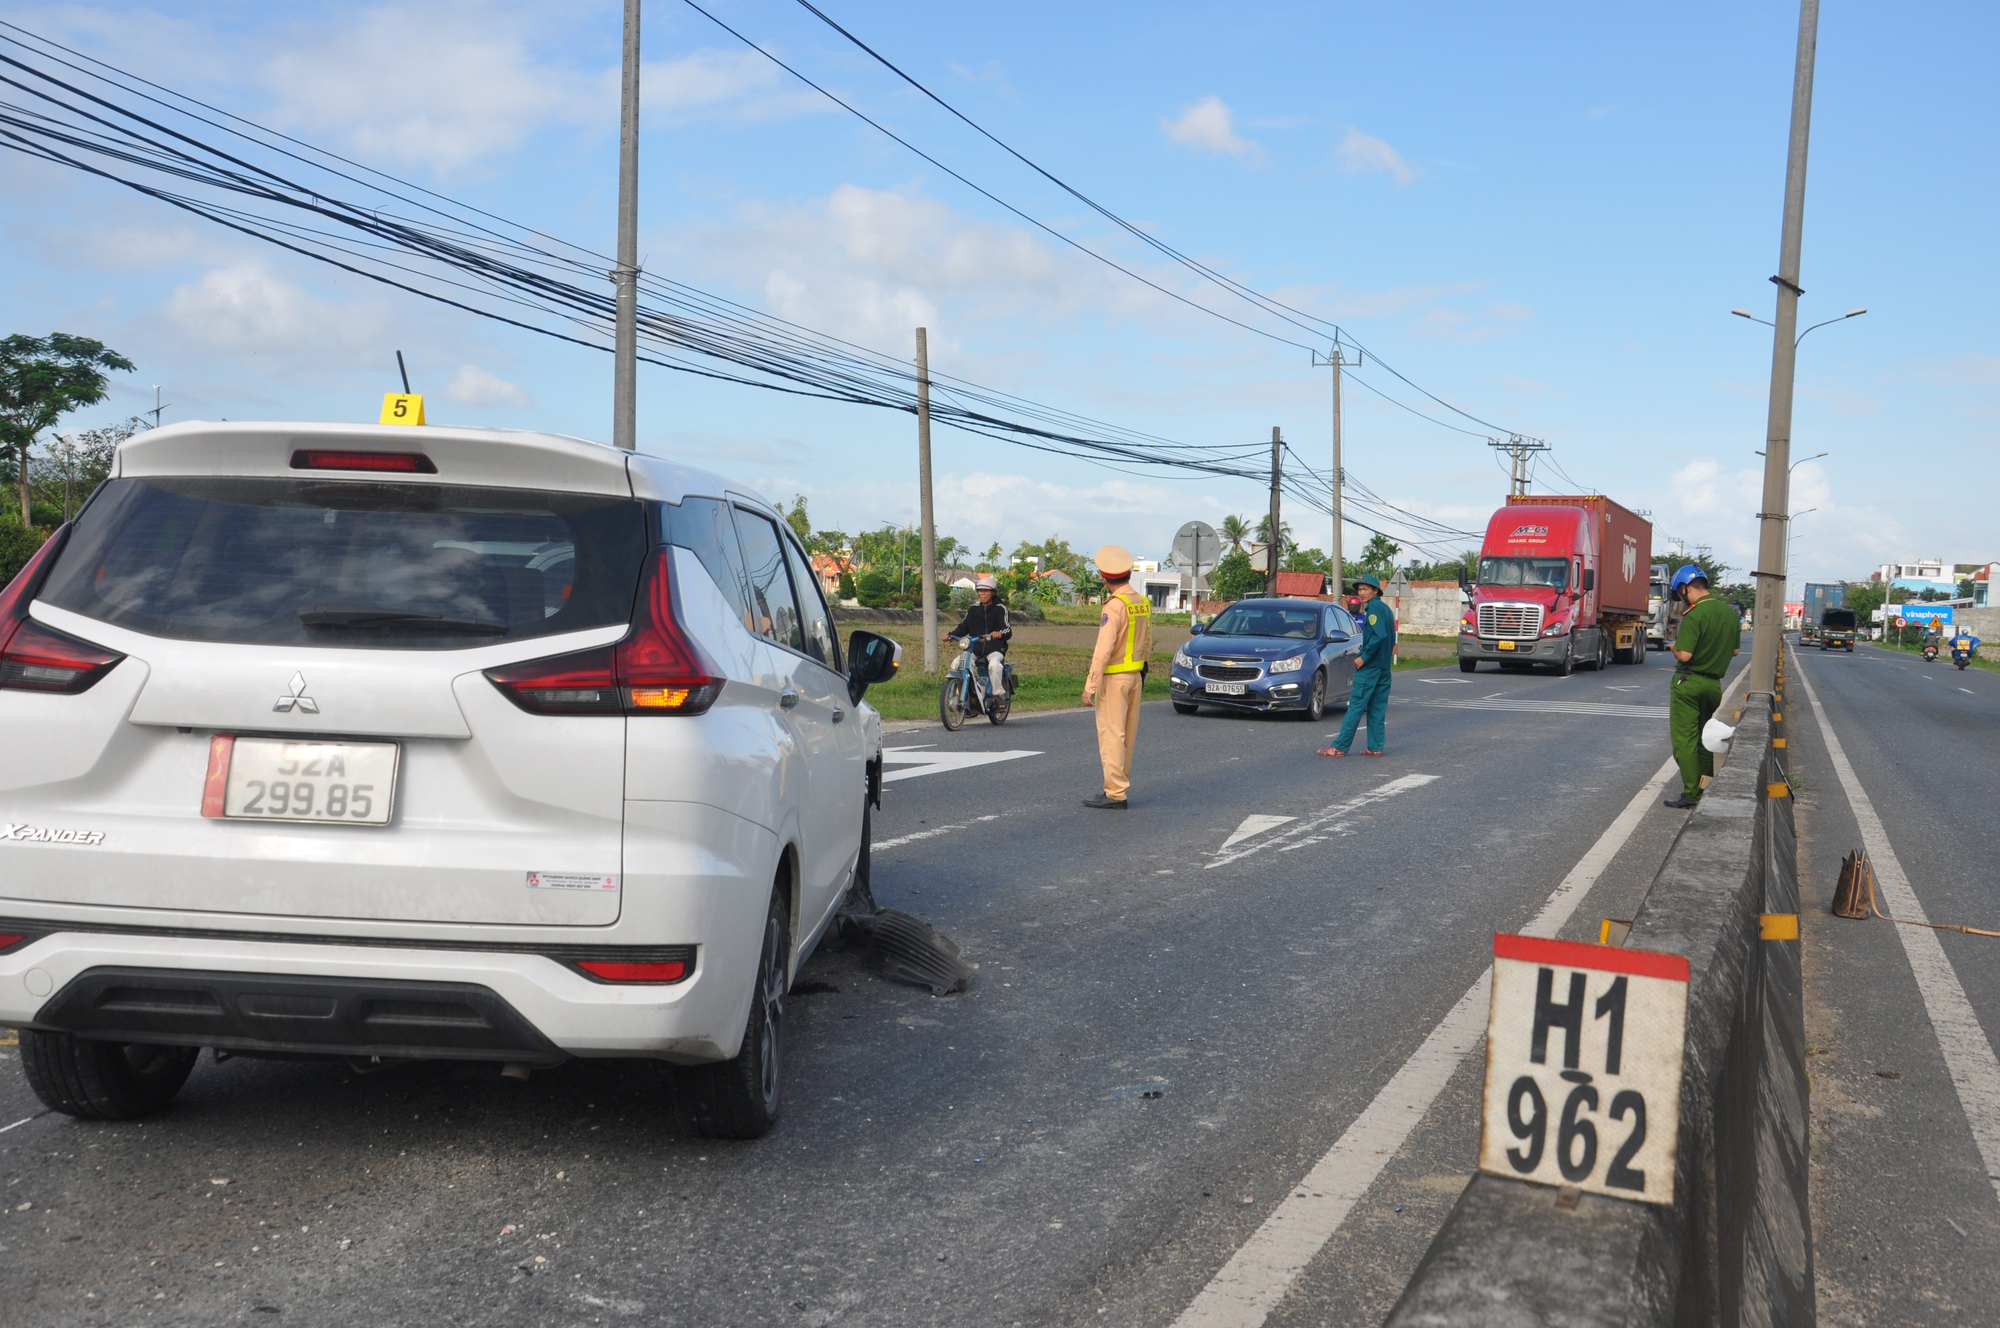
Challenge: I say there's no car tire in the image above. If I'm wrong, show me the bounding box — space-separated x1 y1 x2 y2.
1173 702 1200 715
1459 658 1478 673
1301 670 1327 721
20 1032 199 1121
676 889 788 1140
1555 643 1574 677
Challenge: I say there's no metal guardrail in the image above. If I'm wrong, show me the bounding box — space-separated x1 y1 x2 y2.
1386 681 1814 1327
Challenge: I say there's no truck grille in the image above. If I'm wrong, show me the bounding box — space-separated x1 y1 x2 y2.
1196 662 1262 682
1477 603 1544 640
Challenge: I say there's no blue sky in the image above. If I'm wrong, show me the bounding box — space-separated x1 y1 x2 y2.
3 0 1995 588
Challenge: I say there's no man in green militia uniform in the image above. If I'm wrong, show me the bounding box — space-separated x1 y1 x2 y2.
1663 564 1741 809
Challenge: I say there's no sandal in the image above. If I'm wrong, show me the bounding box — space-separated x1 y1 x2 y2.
1317 747 1347 758
1362 750 1385 758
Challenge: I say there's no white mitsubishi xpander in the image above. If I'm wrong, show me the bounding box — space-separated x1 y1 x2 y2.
0 421 899 1137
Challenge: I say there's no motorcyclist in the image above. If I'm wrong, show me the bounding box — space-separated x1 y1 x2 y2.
943 575 1013 698
1950 628 1981 661
1923 620 1944 657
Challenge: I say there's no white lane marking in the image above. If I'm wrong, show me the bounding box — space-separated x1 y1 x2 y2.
0 1112 47 1134
1220 815 1297 852
1402 698 1668 718
1791 654 2000 1205
1206 775 1438 870
880 747 1042 783
1416 677 1472 686
1173 755 1680 1328
875 814 1003 851
1961 688 1975 695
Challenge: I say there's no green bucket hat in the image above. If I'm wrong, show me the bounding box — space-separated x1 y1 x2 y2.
1351 573 1383 591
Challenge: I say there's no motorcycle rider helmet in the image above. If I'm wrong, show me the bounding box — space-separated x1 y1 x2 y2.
975 575 997 592
1669 564 1707 600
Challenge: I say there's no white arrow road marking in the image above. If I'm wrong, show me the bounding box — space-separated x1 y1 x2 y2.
880 747 1042 783
1219 814 1296 852
1207 774 1437 869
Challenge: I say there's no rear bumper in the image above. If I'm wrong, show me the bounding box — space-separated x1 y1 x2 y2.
0 930 745 1064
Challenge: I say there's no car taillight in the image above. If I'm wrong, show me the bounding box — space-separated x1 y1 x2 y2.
0 619 125 694
574 960 689 983
289 449 437 473
485 548 723 716
0 933 28 953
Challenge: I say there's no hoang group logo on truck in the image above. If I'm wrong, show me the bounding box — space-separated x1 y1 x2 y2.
1510 525 1548 538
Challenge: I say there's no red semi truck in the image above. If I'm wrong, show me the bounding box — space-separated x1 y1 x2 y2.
1456 494 1654 675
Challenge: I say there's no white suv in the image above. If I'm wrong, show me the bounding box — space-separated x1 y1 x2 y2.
0 421 898 1137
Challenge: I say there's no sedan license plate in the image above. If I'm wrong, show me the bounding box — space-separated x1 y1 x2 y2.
1496 640 1517 651
207 737 399 825
1206 682 1247 695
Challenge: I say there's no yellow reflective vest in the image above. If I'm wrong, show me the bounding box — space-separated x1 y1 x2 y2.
1091 587 1153 685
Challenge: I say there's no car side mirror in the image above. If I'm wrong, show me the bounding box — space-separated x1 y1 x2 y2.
846 630 902 703
1457 565 1470 589
1189 622 1204 635
1583 569 1597 592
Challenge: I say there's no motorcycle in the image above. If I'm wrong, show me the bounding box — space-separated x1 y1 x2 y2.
1952 637 1980 671
940 635 1016 730
1922 642 1940 662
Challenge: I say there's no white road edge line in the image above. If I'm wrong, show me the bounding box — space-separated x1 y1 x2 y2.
1173 669 1744 1328
874 814 1003 852
0 1112 47 1134
1790 652 2000 1204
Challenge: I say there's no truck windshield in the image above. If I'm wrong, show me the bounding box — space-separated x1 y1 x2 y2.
1479 557 1569 589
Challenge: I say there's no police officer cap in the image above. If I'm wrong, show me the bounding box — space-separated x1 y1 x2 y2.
1351 572 1382 591
1670 563 1708 594
1096 545 1135 577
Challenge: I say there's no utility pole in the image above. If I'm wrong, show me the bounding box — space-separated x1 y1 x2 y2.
1312 345 1357 587
146 386 170 429
1488 434 1550 497
1267 426 1283 597
1749 0 1821 697
916 328 939 673
611 0 641 451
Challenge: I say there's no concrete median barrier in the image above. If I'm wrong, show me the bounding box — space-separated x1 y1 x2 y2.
1386 684 1813 1327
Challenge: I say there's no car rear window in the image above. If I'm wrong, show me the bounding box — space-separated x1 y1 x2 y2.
40 477 647 650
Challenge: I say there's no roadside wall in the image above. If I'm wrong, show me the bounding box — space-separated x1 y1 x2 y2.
1386 680 1813 1327
1955 606 2000 640
1392 581 1465 635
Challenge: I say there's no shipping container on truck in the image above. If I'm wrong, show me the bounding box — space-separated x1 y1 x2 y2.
1455 495 1654 675
1801 582 1845 642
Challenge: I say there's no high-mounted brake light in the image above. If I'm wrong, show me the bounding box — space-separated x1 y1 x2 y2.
574 960 690 984
484 548 723 716
289 449 437 474
0 619 126 694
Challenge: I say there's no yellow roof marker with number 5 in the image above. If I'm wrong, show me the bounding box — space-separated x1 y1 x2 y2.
379 393 425 426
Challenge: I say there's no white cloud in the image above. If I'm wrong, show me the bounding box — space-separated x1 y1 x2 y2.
1335 128 1421 185
640 49 827 122
1162 96 1261 160
159 263 387 362
444 364 533 408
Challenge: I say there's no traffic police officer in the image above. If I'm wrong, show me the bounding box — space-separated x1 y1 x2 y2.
1083 545 1152 809
1320 573 1395 757
1664 564 1741 809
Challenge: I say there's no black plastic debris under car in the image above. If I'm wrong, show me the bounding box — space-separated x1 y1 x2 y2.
837 879 972 996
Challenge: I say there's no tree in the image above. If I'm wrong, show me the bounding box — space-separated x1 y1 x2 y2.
780 495 813 547
1219 514 1251 553
981 542 1003 570
1282 544 1331 575
1403 551 1478 583
1254 515 1293 558
0 334 135 529
40 416 145 520
1358 533 1401 578
1209 548 1262 601
935 535 965 573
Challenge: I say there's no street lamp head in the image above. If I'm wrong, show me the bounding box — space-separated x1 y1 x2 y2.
1731 309 1757 319
1845 308 1867 318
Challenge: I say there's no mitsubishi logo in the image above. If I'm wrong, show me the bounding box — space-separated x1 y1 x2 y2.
273 671 319 714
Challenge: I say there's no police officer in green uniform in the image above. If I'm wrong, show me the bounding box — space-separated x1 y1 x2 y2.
1664 565 1741 809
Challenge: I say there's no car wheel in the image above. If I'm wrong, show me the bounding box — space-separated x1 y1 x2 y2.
20 1032 199 1120
1555 643 1574 677
1301 669 1327 721
1173 701 1201 715
676 889 788 1140
1459 658 1478 673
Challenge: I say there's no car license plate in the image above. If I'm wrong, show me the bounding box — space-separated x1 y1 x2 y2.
1206 682 1246 695
1497 640 1517 651
205 736 399 825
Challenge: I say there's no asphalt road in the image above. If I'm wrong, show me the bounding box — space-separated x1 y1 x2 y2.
1785 642 2000 1326
2 652 1737 1326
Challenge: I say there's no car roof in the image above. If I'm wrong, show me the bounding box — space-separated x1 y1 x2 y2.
115 420 754 509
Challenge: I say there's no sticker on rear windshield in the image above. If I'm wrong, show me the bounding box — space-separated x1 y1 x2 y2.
527 871 618 892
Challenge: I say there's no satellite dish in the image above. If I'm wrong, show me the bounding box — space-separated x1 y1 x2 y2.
1173 520 1220 575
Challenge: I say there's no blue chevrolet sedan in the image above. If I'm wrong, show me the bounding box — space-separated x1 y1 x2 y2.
1170 597 1363 720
